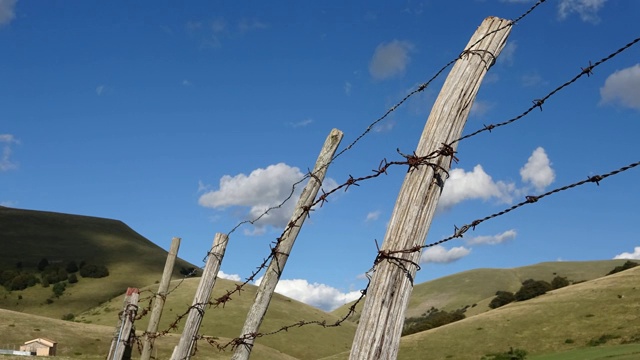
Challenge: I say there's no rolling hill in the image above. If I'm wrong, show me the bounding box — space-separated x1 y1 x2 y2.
2 206 639 359
0 206 200 319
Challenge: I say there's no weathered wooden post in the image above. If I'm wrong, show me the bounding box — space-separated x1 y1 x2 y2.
170 233 229 360
231 128 344 360
141 237 181 360
349 17 512 360
107 287 140 360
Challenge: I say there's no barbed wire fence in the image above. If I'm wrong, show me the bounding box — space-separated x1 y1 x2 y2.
118 1 640 357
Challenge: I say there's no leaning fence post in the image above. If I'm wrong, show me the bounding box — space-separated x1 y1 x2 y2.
231 128 344 360
140 237 181 360
348 17 512 360
170 233 229 360
107 287 140 360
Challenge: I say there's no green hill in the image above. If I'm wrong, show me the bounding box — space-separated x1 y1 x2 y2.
0 206 199 319
321 265 640 360
77 278 357 359
331 259 630 321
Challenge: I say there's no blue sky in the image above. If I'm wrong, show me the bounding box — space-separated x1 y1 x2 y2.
2 0 639 311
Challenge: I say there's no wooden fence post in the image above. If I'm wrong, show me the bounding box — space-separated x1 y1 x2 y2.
107 287 140 360
231 128 344 360
348 17 512 360
140 237 181 360
170 233 229 360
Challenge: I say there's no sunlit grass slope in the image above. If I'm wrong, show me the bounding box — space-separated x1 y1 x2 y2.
331 260 629 321
322 266 640 360
78 277 357 360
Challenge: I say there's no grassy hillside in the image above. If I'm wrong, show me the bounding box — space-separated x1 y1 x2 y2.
331 260 629 321
0 308 298 360
77 277 357 360
321 266 640 359
0 206 199 319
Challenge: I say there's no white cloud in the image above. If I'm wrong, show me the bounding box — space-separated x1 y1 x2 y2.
365 211 381 222
369 40 414 80
438 165 515 211
344 81 352 96
521 72 547 87
0 0 16 26
467 229 517 245
255 277 361 311
198 163 336 233
182 79 192 86
520 147 555 191
421 245 471 264
238 18 268 33
0 200 16 207
558 0 607 23
470 100 493 117
218 270 241 281
614 247 640 260
289 118 313 128
0 133 19 171
96 85 105 96
600 64 640 111
497 40 517 66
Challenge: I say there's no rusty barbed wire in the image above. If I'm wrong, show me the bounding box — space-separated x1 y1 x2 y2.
453 35 640 144
222 0 547 240
377 160 640 263
125 2 640 354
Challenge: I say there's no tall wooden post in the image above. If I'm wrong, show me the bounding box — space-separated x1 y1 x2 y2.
170 233 229 360
232 129 344 360
141 237 181 360
107 287 140 360
349 17 512 360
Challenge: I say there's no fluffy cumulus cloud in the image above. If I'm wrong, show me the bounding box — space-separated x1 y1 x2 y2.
217 270 241 281
497 40 517 66
0 0 16 26
467 229 517 245
600 64 640 111
255 277 361 311
198 163 336 234
558 0 607 23
438 165 515 211
369 40 414 80
0 134 19 171
614 247 640 260
438 147 554 211
365 211 381 222
520 147 555 191
420 245 471 264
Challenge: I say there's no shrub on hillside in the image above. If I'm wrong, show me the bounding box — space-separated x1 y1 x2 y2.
68 273 78 284
402 307 466 336
489 291 516 309
551 275 570 289
37 258 49 272
607 261 639 275
9 273 38 291
514 279 552 301
65 261 79 273
52 282 66 298
79 264 109 278
481 347 527 360
42 266 69 284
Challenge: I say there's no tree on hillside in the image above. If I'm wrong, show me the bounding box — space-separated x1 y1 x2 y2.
37 258 49 272
514 279 552 301
607 261 639 275
489 291 516 309
79 264 109 278
551 275 570 289
65 260 79 273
